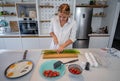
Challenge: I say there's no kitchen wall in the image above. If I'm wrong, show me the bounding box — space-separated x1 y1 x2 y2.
102 0 118 34
101 0 120 47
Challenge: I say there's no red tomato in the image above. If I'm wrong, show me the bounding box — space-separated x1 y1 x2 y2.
49 72 53 77
43 70 60 77
69 67 81 75
52 73 57 77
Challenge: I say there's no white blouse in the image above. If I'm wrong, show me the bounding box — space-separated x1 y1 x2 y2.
49 16 77 49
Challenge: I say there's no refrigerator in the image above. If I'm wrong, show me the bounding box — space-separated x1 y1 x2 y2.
73 7 93 48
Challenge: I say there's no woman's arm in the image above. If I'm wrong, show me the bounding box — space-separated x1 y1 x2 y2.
50 32 58 45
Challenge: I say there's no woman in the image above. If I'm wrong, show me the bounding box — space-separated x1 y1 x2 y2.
49 4 77 53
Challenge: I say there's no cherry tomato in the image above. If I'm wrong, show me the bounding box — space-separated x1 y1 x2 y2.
43 70 60 77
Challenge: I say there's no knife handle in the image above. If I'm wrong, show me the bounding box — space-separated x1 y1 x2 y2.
63 59 79 64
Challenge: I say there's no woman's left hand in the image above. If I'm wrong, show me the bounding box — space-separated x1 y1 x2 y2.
57 45 64 54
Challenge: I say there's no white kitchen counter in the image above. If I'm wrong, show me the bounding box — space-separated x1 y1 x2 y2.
0 49 120 81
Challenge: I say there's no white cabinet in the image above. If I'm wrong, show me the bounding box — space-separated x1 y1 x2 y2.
0 38 6 49
4 38 22 50
0 37 52 50
89 36 109 48
21 38 52 49
21 38 40 50
39 38 52 49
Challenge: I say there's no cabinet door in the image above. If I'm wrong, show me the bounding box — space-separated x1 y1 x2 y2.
4 38 22 50
22 38 40 50
0 38 6 49
39 38 52 49
89 37 109 48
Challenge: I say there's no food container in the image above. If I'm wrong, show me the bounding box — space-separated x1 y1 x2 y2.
68 64 83 77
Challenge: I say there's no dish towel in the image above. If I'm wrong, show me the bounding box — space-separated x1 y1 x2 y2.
113 51 120 58
85 52 98 67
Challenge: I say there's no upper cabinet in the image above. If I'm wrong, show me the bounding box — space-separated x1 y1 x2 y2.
16 2 37 18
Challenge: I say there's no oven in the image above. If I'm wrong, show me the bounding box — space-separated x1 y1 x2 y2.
19 20 38 34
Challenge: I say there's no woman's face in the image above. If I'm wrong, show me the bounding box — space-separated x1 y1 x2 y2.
58 12 69 22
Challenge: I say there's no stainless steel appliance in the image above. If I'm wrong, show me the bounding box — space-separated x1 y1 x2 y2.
19 18 38 34
73 7 93 48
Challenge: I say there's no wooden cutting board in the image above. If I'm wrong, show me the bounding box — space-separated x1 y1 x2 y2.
43 53 78 59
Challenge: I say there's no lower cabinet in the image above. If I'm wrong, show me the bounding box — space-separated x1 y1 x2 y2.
89 37 109 48
21 38 52 50
4 38 22 50
39 38 52 49
0 37 52 50
21 38 40 50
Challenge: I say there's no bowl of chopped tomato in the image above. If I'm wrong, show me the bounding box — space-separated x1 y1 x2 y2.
68 64 83 76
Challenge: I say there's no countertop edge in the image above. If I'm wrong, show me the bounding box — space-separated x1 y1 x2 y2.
88 34 110 37
0 34 52 38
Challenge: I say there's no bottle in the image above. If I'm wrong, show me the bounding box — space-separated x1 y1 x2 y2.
105 26 108 33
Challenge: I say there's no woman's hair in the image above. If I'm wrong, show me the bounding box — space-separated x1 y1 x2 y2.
58 4 70 15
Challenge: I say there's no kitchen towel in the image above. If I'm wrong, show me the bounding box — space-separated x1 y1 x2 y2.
112 51 120 58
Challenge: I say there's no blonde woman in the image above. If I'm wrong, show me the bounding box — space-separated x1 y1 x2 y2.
49 4 77 53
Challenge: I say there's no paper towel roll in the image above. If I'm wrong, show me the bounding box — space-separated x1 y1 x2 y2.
89 52 98 67
85 52 94 67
